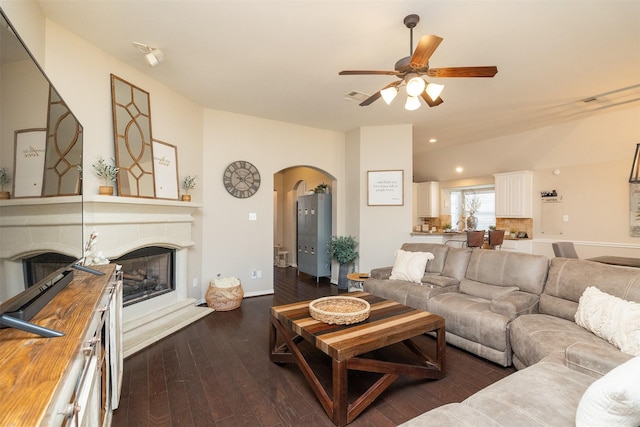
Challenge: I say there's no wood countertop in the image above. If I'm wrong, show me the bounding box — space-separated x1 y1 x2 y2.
0 264 116 426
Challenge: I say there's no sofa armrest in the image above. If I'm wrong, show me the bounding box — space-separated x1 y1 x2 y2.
565 341 634 379
490 291 539 320
370 266 392 280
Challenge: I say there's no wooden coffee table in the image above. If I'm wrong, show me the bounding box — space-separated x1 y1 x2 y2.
269 292 446 426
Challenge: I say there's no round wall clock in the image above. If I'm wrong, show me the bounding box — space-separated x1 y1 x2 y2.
223 160 261 198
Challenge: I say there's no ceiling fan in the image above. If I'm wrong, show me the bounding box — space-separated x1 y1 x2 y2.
339 14 498 109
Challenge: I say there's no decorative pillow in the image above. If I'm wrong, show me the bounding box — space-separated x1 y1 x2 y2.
576 356 640 426
575 286 640 356
389 249 434 284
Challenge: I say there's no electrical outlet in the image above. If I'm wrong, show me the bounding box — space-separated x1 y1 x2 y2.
249 212 257 221
256 270 262 278
563 214 569 222
192 278 198 288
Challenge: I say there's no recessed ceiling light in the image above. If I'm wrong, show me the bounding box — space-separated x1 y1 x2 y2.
455 167 463 173
429 138 437 143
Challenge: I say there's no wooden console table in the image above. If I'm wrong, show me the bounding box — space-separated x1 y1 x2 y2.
0 264 122 426
269 292 445 426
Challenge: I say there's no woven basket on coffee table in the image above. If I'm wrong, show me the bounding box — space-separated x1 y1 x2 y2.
309 296 370 325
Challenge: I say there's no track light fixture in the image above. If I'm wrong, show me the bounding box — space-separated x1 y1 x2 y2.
133 42 165 67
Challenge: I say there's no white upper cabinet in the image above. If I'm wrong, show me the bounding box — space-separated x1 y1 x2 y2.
494 171 533 218
416 181 440 218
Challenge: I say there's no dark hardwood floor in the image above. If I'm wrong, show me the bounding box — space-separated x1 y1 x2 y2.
112 267 515 426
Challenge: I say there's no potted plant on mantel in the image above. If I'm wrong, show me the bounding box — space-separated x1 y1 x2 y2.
181 175 197 201
93 157 119 195
328 235 359 290
0 167 11 199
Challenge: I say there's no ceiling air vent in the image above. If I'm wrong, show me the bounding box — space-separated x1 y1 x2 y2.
344 91 370 102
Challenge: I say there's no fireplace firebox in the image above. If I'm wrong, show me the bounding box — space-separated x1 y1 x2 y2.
113 247 175 306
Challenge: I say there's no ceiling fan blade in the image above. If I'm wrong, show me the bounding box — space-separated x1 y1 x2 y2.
427 66 498 78
410 35 443 69
339 70 400 76
359 81 401 106
421 91 444 107
359 91 381 106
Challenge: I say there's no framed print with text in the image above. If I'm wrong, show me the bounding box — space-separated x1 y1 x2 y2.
152 139 179 200
13 128 46 198
367 169 404 206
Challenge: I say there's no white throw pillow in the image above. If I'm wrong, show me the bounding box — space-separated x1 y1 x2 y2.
575 286 640 356
576 356 640 427
389 249 434 284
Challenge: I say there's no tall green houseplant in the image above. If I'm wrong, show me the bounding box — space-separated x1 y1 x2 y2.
328 235 359 290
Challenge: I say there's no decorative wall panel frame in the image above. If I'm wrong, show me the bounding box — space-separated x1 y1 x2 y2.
110 74 155 198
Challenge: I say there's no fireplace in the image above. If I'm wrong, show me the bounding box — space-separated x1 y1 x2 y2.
1 196 210 357
113 246 175 306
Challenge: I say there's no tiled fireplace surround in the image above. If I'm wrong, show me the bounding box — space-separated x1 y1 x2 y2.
0 195 212 357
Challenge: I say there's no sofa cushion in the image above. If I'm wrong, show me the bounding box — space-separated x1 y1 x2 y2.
441 247 472 280
400 243 449 274
510 314 625 369
542 258 640 320
426 293 511 354
459 279 519 300
464 249 549 295
575 286 640 356
576 356 640 427
389 249 434 283
463 361 595 426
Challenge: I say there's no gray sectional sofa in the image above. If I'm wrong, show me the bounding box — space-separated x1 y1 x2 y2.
363 243 640 426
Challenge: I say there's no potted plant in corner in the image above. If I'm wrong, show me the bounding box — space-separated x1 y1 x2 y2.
0 167 11 199
93 157 118 195
328 235 359 290
181 175 197 201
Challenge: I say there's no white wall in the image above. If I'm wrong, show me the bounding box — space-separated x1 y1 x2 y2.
355 124 413 272
202 109 345 296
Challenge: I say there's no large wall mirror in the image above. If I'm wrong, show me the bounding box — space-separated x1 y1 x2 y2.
0 7 84 301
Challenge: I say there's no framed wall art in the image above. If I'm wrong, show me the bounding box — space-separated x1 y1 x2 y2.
152 139 179 200
13 128 46 198
367 169 404 206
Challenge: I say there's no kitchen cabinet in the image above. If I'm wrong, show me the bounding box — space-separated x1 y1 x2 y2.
500 239 533 254
416 181 440 218
0 264 122 426
494 171 533 218
297 193 332 282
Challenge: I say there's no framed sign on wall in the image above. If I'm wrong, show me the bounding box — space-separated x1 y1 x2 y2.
367 170 404 206
13 129 46 198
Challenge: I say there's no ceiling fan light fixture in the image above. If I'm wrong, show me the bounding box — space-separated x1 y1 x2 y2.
380 86 398 105
405 75 426 97
405 95 421 111
426 82 445 101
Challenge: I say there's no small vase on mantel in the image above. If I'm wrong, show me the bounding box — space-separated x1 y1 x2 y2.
99 185 114 196
181 194 191 202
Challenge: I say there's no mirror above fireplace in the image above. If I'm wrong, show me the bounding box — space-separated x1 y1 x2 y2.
0 7 84 302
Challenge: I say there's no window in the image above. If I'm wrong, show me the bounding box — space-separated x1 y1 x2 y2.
450 188 495 231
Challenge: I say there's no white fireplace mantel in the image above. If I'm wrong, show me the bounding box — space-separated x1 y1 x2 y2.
0 195 210 356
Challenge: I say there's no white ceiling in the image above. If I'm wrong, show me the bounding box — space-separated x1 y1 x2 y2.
36 0 640 180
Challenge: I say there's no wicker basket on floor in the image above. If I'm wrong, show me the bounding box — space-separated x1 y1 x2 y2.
206 277 244 311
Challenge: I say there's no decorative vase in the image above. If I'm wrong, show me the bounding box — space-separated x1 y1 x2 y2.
0 191 9 199
182 194 191 202
466 215 478 230
338 263 350 290
99 185 114 195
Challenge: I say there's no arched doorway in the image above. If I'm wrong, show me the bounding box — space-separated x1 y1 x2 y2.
273 166 335 269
